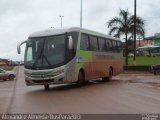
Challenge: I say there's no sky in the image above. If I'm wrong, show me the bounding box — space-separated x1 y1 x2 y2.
0 0 160 61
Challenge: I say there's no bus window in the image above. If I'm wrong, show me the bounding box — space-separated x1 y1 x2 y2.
112 40 117 51
106 39 112 51
69 32 79 53
89 36 98 51
26 47 33 61
66 32 79 61
80 34 90 50
117 41 122 52
98 38 106 51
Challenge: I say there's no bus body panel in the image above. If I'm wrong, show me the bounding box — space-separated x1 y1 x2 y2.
74 50 123 81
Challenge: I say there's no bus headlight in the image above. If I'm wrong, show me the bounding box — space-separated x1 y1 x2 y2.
48 69 64 77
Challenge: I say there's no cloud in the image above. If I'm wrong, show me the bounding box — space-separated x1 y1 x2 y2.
0 0 160 60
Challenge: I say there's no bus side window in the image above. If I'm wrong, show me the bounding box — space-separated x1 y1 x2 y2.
98 38 106 51
112 40 117 51
117 41 122 52
66 32 78 61
68 32 79 54
89 36 98 51
80 34 90 50
106 39 112 51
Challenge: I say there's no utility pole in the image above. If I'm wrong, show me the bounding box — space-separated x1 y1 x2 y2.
80 0 82 28
138 36 141 47
133 0 137 63
59 15 64 28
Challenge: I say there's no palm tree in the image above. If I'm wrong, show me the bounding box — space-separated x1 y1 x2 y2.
107 9 145 65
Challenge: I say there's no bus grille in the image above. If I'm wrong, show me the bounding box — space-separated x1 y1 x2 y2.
32 79 54 84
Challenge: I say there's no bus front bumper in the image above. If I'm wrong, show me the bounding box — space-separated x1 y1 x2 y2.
25 72 66 86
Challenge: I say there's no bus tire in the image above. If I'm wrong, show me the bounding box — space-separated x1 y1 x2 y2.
154 70 156 75
77 70 85 87
102 68 113 82
154 69 160 75
44 84 50 90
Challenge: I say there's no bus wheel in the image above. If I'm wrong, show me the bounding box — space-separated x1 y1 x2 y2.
77 70 85 87
155 69 160 75
44 84 50 90
102 68 113 82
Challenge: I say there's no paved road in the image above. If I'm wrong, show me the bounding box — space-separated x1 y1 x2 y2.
0 67 18 114
8 66 160 114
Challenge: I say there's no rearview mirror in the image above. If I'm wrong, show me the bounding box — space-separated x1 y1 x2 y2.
17 41 27 54
68 36 73 50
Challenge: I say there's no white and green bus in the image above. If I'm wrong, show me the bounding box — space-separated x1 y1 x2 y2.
17 27 123 90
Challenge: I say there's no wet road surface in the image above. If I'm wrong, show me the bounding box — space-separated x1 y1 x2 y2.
8 66 160 114
0 67 18 114
0 80 14 114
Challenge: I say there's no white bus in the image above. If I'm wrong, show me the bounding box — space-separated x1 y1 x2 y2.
17 27 123 90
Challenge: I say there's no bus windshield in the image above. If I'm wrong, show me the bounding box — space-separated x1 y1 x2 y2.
24 35 66 70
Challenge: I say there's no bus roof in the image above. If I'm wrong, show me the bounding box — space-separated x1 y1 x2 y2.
29 27 80 38
29 27 121 41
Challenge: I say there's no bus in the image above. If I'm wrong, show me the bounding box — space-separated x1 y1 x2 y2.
17 27 123 90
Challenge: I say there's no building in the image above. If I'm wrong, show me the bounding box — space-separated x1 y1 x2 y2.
154 33 160 46
0 58 9 66
136 36 154 48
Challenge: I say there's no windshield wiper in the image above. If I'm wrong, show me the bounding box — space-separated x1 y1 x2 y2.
31 51 52 69
32 49 43 69
43 55 52 66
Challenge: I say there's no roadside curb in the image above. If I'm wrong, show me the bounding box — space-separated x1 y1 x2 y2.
124 66 150 71
123 70 152 74
5 66 19 114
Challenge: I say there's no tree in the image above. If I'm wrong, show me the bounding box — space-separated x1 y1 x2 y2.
107 9 145 65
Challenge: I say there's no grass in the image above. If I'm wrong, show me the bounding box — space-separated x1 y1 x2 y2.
126 56 160 66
